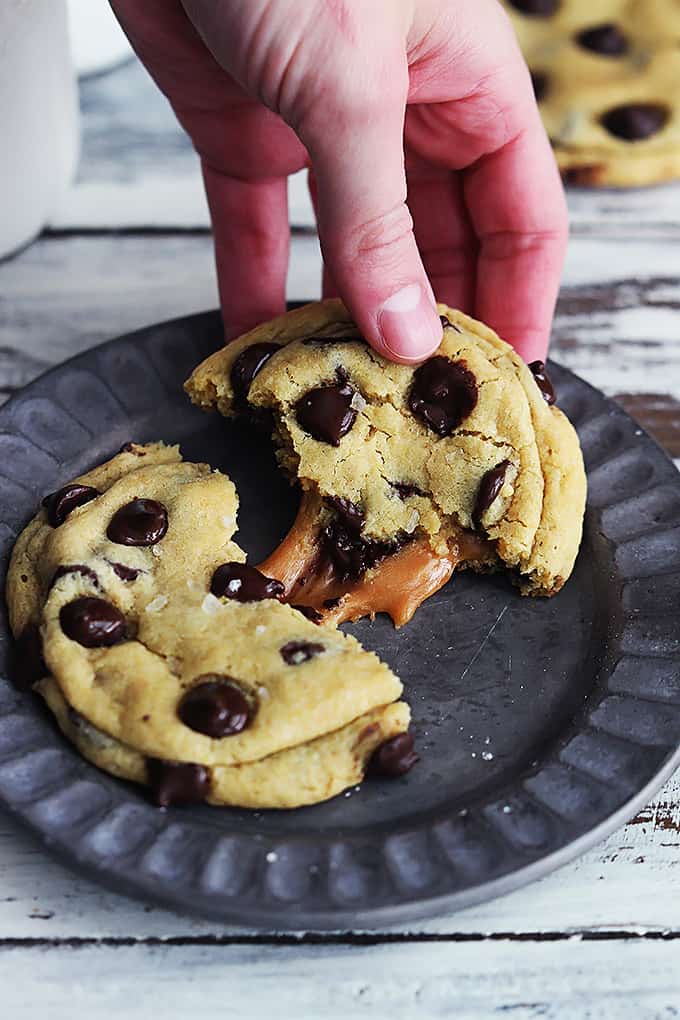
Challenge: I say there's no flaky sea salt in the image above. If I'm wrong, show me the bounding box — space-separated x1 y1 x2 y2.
265 851 278 864
405 509 420 534
222 514 235 529
350 391 366 412
151 545 162 558
482 751 494 762
201 593 221 615
145 594 168 613
255 624 266 635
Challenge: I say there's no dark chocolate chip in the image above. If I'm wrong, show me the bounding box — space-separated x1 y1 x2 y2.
392 481 425 500
59 596 127 648
295 382 357 446
292 604 324 623
322 518 408 582
576 23 628 56
280 640 325 665
50 564 100 590
528 360 556 406
473 460 511 531
508 0 559 14
408 356 478 436
178 677 252 737
110 562 141 581
13 624 46 690
42 484 100 527
601 103 668 141
210 562 285 602
325 495 365 534
107 498 168 546
230 342 280 402
367 732 419 777
531 71 549 102
146 759 210 808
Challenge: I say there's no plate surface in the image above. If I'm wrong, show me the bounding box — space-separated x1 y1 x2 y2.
1 310 679 930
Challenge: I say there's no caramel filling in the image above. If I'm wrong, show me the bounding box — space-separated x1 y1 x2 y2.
258 491 495 628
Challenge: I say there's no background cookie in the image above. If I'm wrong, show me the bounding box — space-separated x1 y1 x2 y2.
503 0 680 186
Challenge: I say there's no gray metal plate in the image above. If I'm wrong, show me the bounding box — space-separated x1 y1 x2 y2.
0 309 679 930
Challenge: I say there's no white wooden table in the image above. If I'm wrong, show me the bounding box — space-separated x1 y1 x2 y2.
1 58 679 1018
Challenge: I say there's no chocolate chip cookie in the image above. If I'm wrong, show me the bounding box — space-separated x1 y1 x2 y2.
503 0 680 186
7 442 412 808
186 300 586 627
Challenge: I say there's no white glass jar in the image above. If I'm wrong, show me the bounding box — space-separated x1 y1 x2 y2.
0 0 79 259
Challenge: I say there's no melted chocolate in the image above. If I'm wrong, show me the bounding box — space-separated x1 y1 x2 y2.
42 484 100 527
577 23 628 56
280 641 325 665
528 360 556 406
367 732 419 777
322 518 407 582
292 604 324 623
473 460 511 531
601 103 668 141
178 677 252 738
50 564 100 590
13 624 47 690
211 562 284 602
107 499 168 546
408 356 478 436
59 597 127 648
392 481 425 500
295 381 357 446
146 759 210 808
230 342 280 403
110 562 141 581
325 495 365 534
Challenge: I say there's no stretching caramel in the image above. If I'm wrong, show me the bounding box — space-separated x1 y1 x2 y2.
258 490 495 627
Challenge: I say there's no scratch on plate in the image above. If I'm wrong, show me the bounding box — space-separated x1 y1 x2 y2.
459 605 508 682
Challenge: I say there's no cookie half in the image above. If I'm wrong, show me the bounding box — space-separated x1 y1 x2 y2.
7 443 411 807
186 300 586 627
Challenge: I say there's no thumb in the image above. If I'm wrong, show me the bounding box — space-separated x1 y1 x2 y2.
299 70 441 364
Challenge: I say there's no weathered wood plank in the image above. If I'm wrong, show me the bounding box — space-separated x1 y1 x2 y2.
53 58 680 234
2 938 680 1019
1 232 679 404
0 770 677 939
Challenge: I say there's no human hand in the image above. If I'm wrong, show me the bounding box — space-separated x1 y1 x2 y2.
111 0 567 364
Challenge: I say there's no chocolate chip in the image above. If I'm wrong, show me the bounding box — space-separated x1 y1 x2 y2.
295 382 357 446
146 759 210 808
280 641 325 665
322 518 407 582
392 481 425 500
601 103 668 141
528 360 556 406
473 460 511 531
577 23 628 56
210 562 284 602
178 677 252 737
325 495 365 534
110 562 141 581
230 342 280 403
508 0 559 14
531 71 549 102
107 499 168 546
59 596 127 648
13 624 46 690
292 604 324 623
50 564 100 590
367 732 419 777
408 356 478 436
42 484 100 527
